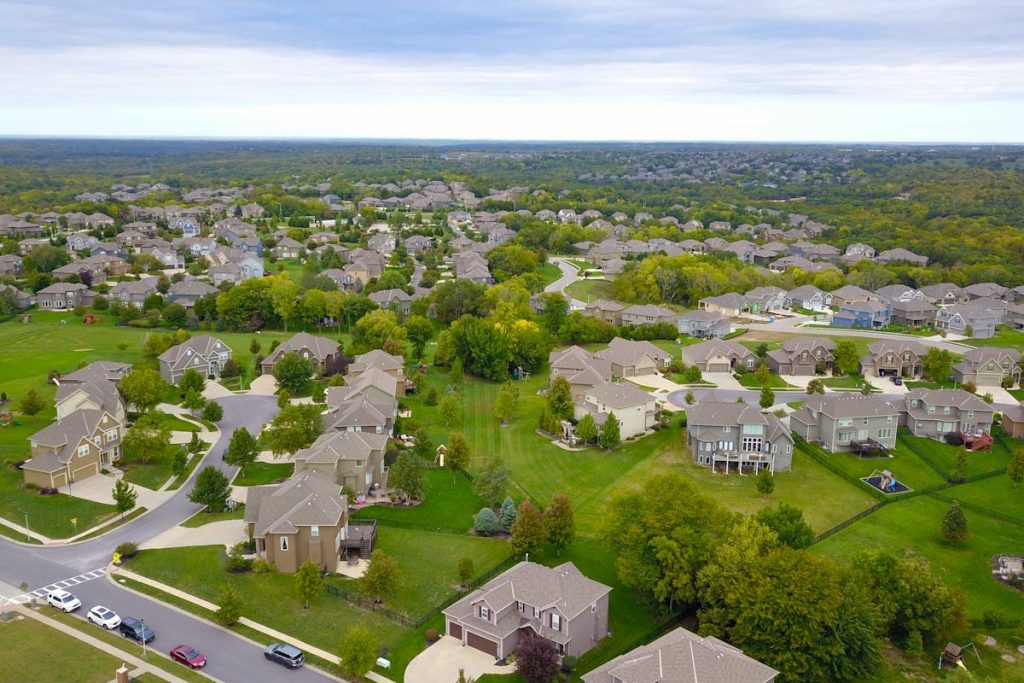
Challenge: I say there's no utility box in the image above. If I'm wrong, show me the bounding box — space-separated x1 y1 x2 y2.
115 664 129 683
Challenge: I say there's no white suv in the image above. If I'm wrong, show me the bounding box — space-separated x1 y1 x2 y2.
87 605 122 629
46 589 82 613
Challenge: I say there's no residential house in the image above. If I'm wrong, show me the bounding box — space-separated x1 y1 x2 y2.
322 385 396 436
168 280 219 308
963 282 1009 301
620 304 678 327
744 286 787 313
35 282 97 309
790 395 901 452
293 430 388 498
830 285 878 308
21 409 123 489
0 284 33 309
403 235 433 254
890 299 936 327
844 242 876 260
575 381 657 440
859 339 927 378
766 336 836 376
66 232 100 253
676 310 731 339
900 389 993 441
594 338 672 378
139 239 185 269
367 233 397 255
681 340 758 373
583 299 625 325
443 561 611 661
271 237 303 259
261 332 340 375
347 349 405 382
452 251 493 284
685 400 793 472
1001 403 1024 439
55 361 130 422
1006 303 1024 331
548 347 613 401
832 300 892 329
108 278 160 309
320 268 360 292
582 627 778 683
368 288 412 315
920 283 964 306
876 284 926 303
952 347 1022 387
158 335 232 384
935 303 1000 338
698 293 749 318
18 238 51 255
876 248 929 266
785 285 832 312
0 254 23 276
244 469 352 573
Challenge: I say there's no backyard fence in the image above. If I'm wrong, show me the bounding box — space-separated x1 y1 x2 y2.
812 501 888 544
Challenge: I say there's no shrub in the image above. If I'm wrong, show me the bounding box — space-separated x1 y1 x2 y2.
251 559 275 574
215 587 243 626
561 655 578 673
474 507 501 536
425 628 439 642
225 542 253 573
115 541 139 560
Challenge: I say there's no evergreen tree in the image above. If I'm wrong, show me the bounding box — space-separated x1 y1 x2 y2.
598 412 621 450
759 385 775 410
474 507 501 536
500 496 517 532
19 389 46 416
941 500 969 543
546 376 574 420
575 413 598 445
755 468 775 496
112 478 138 518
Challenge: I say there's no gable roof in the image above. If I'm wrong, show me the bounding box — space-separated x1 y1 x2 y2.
293 430 389 466
159 335 230 368
595 337 672 368
584 381 654 410
27 409 114 465
349 349 404 374
582 627 779 683
265 332 339 364
246 468 346 537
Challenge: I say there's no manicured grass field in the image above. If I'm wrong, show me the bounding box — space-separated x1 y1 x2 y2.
564 278 615 302
820 374 871 390
232 461 293 486
348 527 511 618
815 440 948 492
937 476 1024 524
1 617 126 682
814 494 1024 620
137 410 199 432
898 432 1011 480
538 261 563 287
126 545 411 655
121 443 186 491
352 467 486 531
735 372 793 389
963 325 1024 348
180 507 245 528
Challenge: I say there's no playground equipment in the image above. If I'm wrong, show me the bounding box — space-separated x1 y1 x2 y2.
83 314 100 324
960 432 993 451
939 641 981 671
864 469 911 494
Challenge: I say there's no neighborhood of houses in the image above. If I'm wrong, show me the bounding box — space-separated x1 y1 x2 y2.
4 179 1024 683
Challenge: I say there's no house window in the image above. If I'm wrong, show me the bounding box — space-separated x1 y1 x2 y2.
480 606 490 620
862 418 869 425
78 445 90 457
723 426 731 433
311 525 319 538
105 430 117 443
967 412 974 420
280 537 289 551
786 445 792 454
838 432 852 444
517 601 525 614
551 614 562 631
355 460 365 468
887 415 894 424
878 428 893 439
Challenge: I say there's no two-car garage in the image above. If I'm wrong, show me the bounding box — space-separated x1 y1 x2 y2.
446 621 499 658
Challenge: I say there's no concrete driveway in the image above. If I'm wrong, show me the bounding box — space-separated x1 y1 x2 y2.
405 636 510 683
701 372 744 390
140 519 247 550
248 374 279 395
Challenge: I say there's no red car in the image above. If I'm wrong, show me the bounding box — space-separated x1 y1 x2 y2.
170 644 207 669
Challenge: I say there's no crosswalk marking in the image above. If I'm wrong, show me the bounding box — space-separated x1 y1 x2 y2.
0 567 108 606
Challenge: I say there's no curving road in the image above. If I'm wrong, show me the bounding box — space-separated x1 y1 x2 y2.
0 396 338 683
545 257 586 310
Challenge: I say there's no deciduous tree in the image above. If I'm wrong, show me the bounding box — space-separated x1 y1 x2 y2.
446 431 470 475
546 376 574 420
755 503 813 548
272 351 315 394
493 380 520 425
363 549 400 605
112 478 138 518
474 455 509 505
120 368 168 413
389 452 425 501
337 626 379 681
544 494 575 555
515 632 559 683
295 559 323 609
438 390 463 427
188 466 232 512
225 427 258 476
511 500 546 558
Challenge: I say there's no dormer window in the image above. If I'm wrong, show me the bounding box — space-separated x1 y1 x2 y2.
480 606 490 620
551 613 562 631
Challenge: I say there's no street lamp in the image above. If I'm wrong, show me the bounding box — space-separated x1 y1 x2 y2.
24 512 29 543
141 619 148 656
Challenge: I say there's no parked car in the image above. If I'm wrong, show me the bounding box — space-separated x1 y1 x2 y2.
264 642 304 669
890 375 903 385
86 605 121 629
46 589 81 613
170 645 207 669
118 617 156 644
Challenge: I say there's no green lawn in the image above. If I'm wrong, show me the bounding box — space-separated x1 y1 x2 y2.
963 325 1024 348
136 410 199 432
166 448 206 490
121 444 185 491
941 475 1024 525
1009 388 1024 400
180 507 245 528
126 545 411 658
1 616 128 683
264 257 304 285
352 467 486 532
232 461 293 487
564 278 615 303
348 527 511 618
538 262 563 287
897 432 1010 480
814 494 1024 621
735 372 793 389
820 375 871 390
814 440 948 492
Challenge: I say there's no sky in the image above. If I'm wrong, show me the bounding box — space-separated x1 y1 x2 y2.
1 0 1023 142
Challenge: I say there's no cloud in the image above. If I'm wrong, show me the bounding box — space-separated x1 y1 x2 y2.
1 0 1023 140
